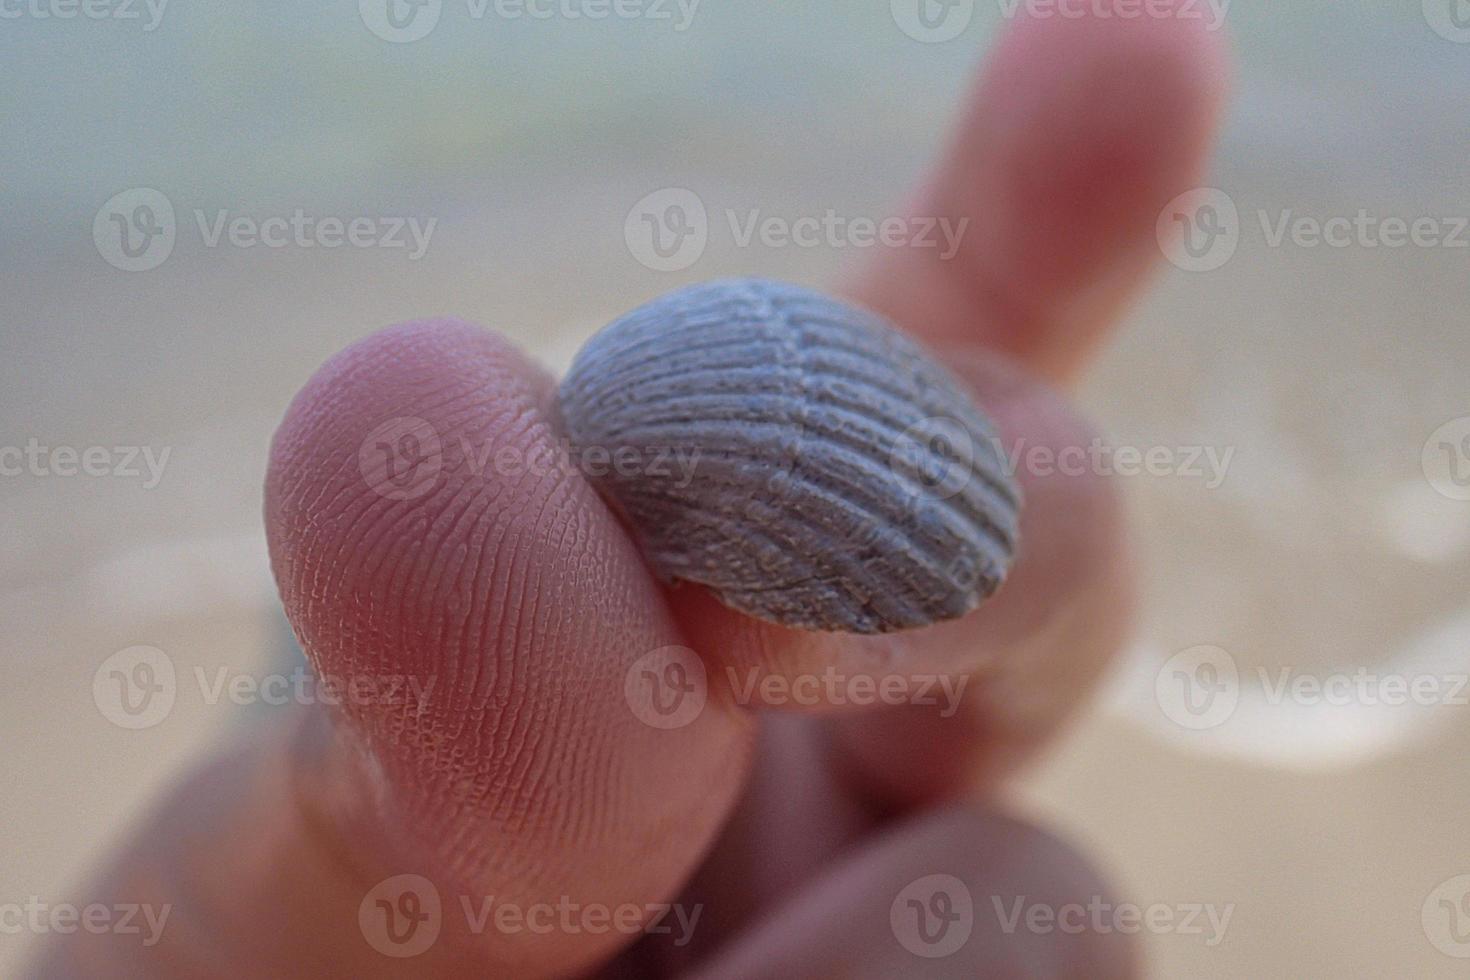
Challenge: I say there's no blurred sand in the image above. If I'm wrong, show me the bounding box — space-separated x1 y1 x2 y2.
4 163 1469 977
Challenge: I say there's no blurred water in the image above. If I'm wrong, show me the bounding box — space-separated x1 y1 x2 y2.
2 2 1465 238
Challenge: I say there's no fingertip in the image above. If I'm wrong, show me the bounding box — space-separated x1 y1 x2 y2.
668 350 1129 745
826 350 1136 805
265 317 753 974
686 806 1140 980
857 0 1230 382
964 1 1231 352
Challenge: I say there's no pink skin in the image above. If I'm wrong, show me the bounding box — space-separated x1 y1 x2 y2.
35 5 1226 978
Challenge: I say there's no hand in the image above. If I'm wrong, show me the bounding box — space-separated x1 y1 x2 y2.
35 6 1225 977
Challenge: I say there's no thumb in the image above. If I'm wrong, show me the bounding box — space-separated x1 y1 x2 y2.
35 320 753 978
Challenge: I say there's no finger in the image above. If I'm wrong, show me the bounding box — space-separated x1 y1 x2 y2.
269 320 753 974
821 3 1226 807
631 357 1132 966
664 3 1223 803
824 350 1134 806
681 806 1137 980
666 0 1222 704
38 320 755 978
666 349 1125 686
851 0 1229 383
663 349 1129 805
629 713 882 975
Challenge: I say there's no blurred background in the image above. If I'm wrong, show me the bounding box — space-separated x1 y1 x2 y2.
3 1 1468 975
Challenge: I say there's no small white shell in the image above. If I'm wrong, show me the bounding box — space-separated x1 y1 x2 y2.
557 278 1021 634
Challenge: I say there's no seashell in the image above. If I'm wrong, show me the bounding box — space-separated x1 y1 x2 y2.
556 278 1021 634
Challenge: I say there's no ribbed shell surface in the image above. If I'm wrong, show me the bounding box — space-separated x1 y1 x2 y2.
556 278 1021 634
